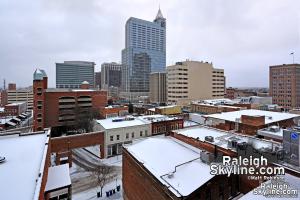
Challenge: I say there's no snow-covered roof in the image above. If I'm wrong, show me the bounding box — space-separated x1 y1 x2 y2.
193 98 234 105
138 114 181 123
45 164 71 192
257 127 283 140
205 109 299 124
0 107 4 112
0 117 13 125
241 173 300 200
0 130 50 200
174 126 281 151
96 116 150 130
6 102 26 106
124 136 214 197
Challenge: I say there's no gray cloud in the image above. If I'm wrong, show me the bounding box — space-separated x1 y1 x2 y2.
0 0 299 88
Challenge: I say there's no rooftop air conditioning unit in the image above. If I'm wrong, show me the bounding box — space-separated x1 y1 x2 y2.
200 151 214 164
205 136 214 143
228 139 238 149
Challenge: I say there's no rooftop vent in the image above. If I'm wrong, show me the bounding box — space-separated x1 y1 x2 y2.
205 136 214 143
0 156 5 163
167 172 174 179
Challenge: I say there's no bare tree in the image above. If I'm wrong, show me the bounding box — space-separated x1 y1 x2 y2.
91 165 117 197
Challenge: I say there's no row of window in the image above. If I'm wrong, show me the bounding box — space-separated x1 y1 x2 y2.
109 130 148 142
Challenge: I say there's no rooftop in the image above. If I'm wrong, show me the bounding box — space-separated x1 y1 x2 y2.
205 109 299 124
0 130 50 200
96 116 150 130
124 136 214 197
241 173 300 199
174 126 281 152
45 164 71 193
45 88 96 93
257 126 283 140
193 98 234 105
138 114 181 123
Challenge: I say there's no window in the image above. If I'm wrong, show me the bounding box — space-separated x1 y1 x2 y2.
140 131 143 137
126 133 129 139
107 145 112 156
132 132 134 138
110 136 114 142
117 135 120 140
145 130 148 136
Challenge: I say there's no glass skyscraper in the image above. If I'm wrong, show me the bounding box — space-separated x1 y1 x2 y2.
121 9 166 100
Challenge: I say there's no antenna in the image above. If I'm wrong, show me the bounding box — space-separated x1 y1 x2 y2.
3 79 6 90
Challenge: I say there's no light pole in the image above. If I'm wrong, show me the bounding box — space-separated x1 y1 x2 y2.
290 52 295 64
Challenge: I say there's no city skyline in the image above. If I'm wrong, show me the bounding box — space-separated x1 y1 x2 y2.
0 0 299 88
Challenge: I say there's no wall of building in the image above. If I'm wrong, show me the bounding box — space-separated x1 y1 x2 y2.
149 72 167 104
167 61 225 105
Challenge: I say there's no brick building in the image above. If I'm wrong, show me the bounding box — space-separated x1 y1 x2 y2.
33 69 107 131
99 105 128 119
269 64 300 109
123 135 240 200
8 83 16 90
0 89 8 107
190 102 243 114
138 115 184 135
205 109 299 136
4 102 27 116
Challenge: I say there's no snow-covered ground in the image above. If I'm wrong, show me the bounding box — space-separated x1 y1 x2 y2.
73 178 123 200
70 148 123 200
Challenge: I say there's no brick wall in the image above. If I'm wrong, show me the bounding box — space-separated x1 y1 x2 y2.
241 115 265 126
51 131 105 158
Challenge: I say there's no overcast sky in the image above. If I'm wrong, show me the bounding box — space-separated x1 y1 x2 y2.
0 0 299 88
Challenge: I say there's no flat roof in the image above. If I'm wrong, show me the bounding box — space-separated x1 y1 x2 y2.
124 136 214 197
45 88 97 93
138 114 181 123
96 116 150 130
257 127 283 140
174 126 280 151
0 130 50 200
45 164 71 192
205 109 299 124
241 173 300 199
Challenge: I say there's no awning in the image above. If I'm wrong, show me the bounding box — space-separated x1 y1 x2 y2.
45 164 71 193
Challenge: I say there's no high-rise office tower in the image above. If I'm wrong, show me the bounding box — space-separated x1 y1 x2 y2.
150 72 167 104
101 62 122 90
121 8 166 101
95 72 101 89
270 64 300 109
56 61 95 89
167 60 225 106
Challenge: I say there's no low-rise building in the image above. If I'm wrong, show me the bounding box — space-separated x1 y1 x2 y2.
99 105 129 118
4 102 27 116
94 116 151 157
138 114 184 135
123 135 239 200
0 129 72 200
205 109 299 136
147 105 182 115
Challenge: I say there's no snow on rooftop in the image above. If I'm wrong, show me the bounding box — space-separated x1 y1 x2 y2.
96 116 150 130
175 126 228 143
241 173 300 200
206 109 299 124
0 107 4 112
138 114 180 123
125 136 214 197
174 126 279 151
257 127 283 140
0 131 49 200
45 164 71 192
0 117 14 124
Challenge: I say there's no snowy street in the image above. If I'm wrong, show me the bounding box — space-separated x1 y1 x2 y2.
70 147 123 200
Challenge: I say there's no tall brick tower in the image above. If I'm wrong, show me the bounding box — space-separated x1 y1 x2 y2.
33 69 48 131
